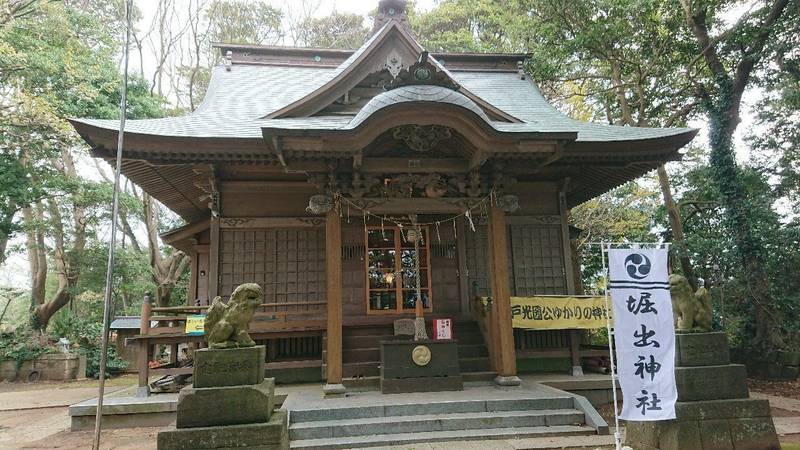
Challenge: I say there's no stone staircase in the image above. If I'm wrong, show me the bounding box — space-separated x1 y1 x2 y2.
288 395 596 449
322 320 495 387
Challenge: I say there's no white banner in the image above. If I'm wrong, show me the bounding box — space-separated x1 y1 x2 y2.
609 248 677 421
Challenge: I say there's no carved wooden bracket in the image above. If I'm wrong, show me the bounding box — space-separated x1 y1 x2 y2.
193 164 219 216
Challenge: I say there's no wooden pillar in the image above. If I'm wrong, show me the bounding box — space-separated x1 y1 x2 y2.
323 208 345 396
136 293 152 396
560 187 584 377
487 202 520 385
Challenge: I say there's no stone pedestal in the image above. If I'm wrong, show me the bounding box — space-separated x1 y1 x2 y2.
625 332 780 450
157 346 288 450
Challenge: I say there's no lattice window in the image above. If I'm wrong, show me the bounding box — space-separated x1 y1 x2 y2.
219 229 326 308
464 225 490 297
365 226 432 314
464 221 567 297
509 225 566 296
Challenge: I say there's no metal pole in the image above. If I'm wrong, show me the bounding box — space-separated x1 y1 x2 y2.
93 0 132 448
601 243 622 450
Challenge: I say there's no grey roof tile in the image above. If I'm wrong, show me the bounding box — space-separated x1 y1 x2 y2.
74 63 693 143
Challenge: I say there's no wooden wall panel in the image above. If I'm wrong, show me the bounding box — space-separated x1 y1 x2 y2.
429 225 460 316
464 217 567 297
341 225 366 318
508 224 567 296
218 228 326 308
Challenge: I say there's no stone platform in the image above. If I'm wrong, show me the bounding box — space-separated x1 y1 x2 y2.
625 332 780 450
157 345 288 450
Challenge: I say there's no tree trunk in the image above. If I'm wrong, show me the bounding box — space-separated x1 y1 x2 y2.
707 105 778 351
27 150 87 331
143 193 190 307
657 165 698 290
23 203 47 321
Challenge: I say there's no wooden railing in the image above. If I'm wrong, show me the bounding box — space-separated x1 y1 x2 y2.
132 295 327 394
142 301 327 335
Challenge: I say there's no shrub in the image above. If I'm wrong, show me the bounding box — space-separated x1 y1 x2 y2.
51 312 127 378
0 329 54 369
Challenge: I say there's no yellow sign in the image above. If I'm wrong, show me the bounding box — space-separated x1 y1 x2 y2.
185 315 206 335
511 296 611 330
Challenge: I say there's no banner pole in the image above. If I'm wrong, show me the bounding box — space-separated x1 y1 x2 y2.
601 243 622 450
92 0 132 448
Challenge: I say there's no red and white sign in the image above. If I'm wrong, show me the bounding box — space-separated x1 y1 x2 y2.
433 318 453 340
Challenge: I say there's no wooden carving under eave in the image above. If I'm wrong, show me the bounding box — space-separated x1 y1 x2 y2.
193 164 219 217
392 125 452 152
385 51 460 91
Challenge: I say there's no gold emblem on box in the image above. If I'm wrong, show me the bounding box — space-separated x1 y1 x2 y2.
411 345 431 366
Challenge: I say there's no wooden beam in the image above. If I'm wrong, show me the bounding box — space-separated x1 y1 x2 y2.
219 217 325 229
209 216 220 298
346 197 486 215
360 157 469 173
487 203 519 384
221 181 318 194
324 207 344 393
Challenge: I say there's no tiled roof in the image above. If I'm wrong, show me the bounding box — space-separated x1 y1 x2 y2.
74 64 693 143
349 85 491 128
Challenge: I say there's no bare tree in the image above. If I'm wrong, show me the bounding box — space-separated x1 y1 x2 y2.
282 0 321 45
26 149 87 330
143 193 190 307
146 0 190 97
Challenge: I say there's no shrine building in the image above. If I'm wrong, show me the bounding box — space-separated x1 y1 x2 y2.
70 0 696 396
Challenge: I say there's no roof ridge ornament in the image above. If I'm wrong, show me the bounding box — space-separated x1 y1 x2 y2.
372 0 409 35
384 51 460 91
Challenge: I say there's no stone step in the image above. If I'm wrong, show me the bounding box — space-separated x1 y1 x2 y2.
324 356 492 379
457 343 489 358
323 346 490 365
459 356 491 372
289 425 595 449
290 409 585 440
340 370 498 388
291 397 576 423
462 371 497 382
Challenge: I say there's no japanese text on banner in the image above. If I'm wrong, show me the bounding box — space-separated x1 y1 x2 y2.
608 248 677 421
510 296 611 330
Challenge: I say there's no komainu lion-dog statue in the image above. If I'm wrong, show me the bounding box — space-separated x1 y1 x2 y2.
204 283 263 349
669 274 713 332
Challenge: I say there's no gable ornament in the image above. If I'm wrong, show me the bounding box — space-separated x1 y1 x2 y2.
384 51 460 91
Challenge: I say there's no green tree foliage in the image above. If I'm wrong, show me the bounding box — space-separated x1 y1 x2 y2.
0 1 165 329
297 12 369 49
678 0 795 350
206 0 283 46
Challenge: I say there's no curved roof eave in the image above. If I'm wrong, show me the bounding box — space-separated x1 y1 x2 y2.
264 20 522 123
